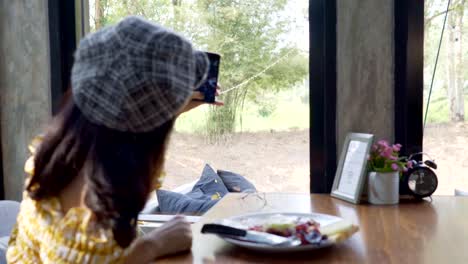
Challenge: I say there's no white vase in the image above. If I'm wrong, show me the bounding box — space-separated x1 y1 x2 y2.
367 171 399 205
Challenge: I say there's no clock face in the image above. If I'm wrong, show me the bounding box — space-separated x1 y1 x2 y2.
407 168 438 197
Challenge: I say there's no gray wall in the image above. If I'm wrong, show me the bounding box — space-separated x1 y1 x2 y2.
0 0 51 200
336 0 395 153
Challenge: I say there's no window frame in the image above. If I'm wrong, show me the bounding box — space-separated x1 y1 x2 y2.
394 0 424 194
309 0 337 193
394 2 424 157
394 0 424 157
48 0 80 114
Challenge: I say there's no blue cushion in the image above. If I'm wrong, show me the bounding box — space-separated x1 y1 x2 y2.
156 190 217 214
217 169 256 193
187 188 205 200
155 164 228 214
192 164 229 197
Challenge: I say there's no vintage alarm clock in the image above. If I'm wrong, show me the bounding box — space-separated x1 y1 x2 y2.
400 153 438 199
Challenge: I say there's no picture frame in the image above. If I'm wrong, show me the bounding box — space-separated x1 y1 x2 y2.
331 133 374 204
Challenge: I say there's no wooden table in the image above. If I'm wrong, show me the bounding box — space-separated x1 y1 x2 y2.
158 193 468 263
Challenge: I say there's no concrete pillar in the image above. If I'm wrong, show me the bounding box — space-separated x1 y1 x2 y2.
336 0 395 154
0 0 51 200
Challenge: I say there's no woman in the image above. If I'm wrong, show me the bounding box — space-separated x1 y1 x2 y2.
7 16 219 263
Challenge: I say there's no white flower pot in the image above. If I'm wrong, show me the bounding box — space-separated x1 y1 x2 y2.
367 171 399 205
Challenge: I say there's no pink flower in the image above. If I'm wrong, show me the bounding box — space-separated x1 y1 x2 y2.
392 144 402 152
407 161 413 169
377 140 389 147
391 163 399 171
403 167 408 172
389 155 398 161
381 148 393 159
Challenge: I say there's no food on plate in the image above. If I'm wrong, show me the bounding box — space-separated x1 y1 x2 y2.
250 222 295 236
246 216 358 246
320 220 359 243
248 218 325 245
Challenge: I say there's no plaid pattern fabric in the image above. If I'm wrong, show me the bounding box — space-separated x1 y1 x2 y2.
72 16 209 132
7 140 129 263
7 195 128 264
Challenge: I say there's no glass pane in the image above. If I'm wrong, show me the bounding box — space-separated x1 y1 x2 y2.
88 0 309 193
424 0 468 195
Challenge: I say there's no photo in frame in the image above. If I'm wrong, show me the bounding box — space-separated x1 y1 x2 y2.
331 133 374 204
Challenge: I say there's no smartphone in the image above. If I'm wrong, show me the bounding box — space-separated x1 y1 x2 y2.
196 52 221 103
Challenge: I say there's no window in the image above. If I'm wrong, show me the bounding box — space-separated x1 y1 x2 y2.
424 0 468 195
86 0 310 192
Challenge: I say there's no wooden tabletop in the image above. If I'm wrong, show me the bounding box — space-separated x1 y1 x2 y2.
158 193 468 264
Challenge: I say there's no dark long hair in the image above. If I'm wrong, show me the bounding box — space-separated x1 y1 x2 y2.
26 93 174 248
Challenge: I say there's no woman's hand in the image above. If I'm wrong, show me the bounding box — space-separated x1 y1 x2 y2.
125 216 192 263
177 88 224 115
146 216 193 259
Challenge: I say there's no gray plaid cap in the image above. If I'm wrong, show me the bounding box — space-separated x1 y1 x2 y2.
71 16 209 132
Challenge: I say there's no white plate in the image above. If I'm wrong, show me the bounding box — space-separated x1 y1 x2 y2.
215 212 348 253
137 215 201 235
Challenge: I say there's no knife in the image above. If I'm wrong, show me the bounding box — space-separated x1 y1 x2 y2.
201 224 300 246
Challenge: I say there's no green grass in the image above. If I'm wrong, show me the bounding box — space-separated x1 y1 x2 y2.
174 106 210 134
175 87 466 134
424 90 468 124
174 89 309 134
238 100 309 132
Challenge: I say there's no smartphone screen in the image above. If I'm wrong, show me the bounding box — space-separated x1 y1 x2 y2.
196 52 220 103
